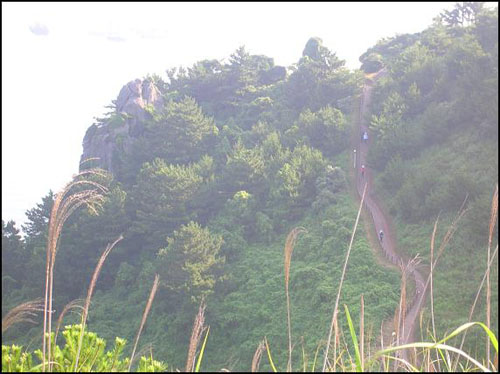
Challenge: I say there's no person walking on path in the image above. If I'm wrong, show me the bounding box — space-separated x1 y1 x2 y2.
361 164 365 177
379 229 384 243
362 131 368 143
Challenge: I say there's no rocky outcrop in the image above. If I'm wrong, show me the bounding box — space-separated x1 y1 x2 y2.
80 79 164 173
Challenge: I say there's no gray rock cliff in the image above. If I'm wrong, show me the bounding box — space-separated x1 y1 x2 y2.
80 79 164 173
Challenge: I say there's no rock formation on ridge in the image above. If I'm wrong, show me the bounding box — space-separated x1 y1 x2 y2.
80 78 164 173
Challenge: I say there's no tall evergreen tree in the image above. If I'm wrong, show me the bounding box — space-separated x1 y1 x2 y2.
157 221 225 303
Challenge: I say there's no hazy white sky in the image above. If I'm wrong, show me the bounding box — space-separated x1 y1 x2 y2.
2 2 459 231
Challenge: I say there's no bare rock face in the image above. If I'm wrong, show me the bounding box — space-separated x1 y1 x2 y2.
80 79 164 173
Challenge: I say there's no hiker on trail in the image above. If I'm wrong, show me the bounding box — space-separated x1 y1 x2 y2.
361 164 365 177
362 131 368 143
379 229 384 243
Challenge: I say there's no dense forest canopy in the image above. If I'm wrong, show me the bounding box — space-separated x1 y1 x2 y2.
2 3 498 371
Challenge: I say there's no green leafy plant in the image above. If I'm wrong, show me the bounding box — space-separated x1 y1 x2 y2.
2 324 168 373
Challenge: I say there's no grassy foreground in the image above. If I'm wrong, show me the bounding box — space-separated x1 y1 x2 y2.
2 169 497 372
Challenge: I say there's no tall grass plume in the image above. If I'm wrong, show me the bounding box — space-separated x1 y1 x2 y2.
185 299 207 372
2 298 44 334
74 235 123 371
284 226 307 372
322 182 367 372
42 165 110 371
251 340 265 372
486 184 497 369
128 273 160 371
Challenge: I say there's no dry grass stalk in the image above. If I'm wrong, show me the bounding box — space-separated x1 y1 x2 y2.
129 343 153 368
394 261 407 372
486 184 497 369
419 310 425 342
74 235 123 371
453 186 498 370
432 198 468 270
427 351 434 372
339 325 351 370
380 322 387 371
300 336 307 372
283 226 307 372
392 305 399 342
453 245 498 366
79 157 101 169
430 218 438 338
129 343 153 371
251 340 266 372
322 182 367 372
185 299 207 372
360 294 364 371
2 298 44 333
367 323 372 365
415 198 468 370
284 227 308 292
42 167 109 372
128 273 160 372
429 217 444 372
396 255 422 369
333 317 340 372
54 299 84 347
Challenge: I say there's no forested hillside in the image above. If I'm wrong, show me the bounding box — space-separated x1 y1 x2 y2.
361 3 498 359
2 3 498 372
3 36 401 371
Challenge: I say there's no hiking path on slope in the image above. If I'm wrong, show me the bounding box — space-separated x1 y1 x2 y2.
354 70 426 348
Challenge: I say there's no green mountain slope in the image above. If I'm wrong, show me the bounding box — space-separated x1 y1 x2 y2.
2 4 497 370
363 4 498 358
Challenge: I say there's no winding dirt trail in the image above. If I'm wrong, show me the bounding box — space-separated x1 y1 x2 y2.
353 70 426 350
